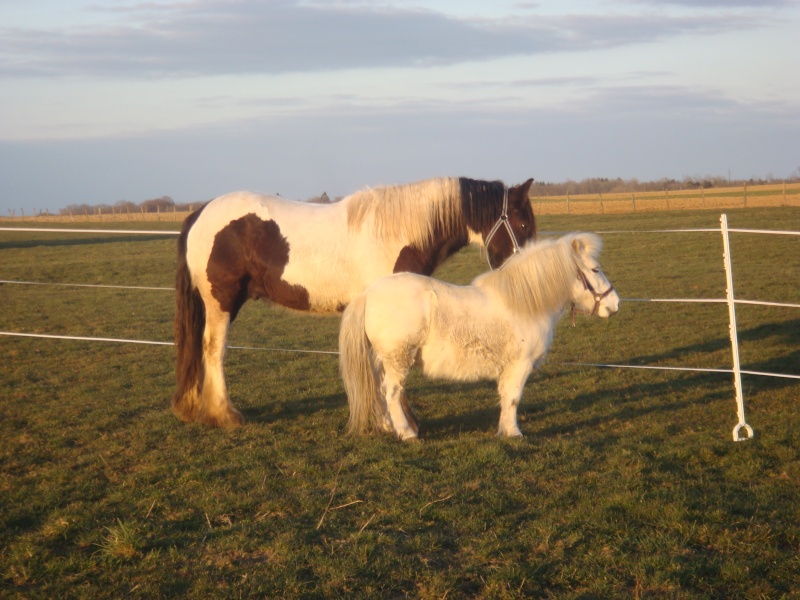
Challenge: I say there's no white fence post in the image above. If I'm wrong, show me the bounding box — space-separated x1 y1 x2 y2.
720 213 754 441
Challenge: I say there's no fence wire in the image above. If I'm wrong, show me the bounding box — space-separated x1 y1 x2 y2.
2 225 798 387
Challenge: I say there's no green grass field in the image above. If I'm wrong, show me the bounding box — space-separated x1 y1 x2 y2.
2 208 799 598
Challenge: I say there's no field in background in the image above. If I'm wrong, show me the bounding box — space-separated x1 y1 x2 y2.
1 207 799 598
533 181 800 215
3 181 800 223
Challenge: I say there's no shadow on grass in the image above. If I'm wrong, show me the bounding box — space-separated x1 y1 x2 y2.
240 392 345 426
233 318 798 442
618 318 800 379
532 318 799 443
540 371 730 438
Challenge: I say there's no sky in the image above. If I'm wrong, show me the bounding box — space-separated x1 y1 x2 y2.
1 0 798 214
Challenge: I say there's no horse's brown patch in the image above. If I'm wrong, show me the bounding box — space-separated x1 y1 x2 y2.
207 214 310 319
393 226 469 275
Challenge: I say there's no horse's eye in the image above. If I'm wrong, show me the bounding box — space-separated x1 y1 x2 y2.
591 268 600 273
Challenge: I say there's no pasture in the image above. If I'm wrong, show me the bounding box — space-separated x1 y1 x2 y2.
2 208 799 598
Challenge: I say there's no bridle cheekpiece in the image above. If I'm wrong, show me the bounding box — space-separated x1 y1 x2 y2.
484 185 522 270
571 267 615 326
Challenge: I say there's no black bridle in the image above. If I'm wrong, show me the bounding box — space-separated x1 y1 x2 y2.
571 267 615 325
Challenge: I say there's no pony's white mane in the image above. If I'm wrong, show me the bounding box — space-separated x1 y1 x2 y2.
474 233 602 316
345 177 463 246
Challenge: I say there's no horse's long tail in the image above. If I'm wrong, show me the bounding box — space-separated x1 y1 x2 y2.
172 209 206 422
339 294 380 435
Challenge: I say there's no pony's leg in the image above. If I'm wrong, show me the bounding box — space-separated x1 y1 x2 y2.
497 362 533 437
198 303 245 427
374 391 395 434
373 382 416 435
400 393 419 436
381 354 418 441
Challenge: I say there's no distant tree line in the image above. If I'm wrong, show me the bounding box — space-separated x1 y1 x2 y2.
59 193 343 216
530 174 799 197
60 196 202 216
58 173 800 215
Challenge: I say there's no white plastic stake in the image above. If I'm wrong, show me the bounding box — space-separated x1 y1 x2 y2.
720 214 754 441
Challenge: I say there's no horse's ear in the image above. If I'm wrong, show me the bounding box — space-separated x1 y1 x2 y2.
510 179 534 206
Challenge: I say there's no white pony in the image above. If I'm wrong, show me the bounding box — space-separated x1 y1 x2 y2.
339 233 619 440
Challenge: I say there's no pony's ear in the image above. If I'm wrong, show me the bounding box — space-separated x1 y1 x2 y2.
571 234 587 256
571 233 601 258
520 178 534 196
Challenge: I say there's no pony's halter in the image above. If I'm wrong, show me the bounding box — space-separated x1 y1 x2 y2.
571 267 615 326
484 186 522 269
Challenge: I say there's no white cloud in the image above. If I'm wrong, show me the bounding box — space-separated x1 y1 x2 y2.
0 0 778 78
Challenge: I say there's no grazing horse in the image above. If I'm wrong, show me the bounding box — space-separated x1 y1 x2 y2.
339 233 619 440
174 177 536 427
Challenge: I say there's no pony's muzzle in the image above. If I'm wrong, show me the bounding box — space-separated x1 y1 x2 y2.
598 292 621 317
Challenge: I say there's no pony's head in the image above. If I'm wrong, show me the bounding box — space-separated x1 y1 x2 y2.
567 233 620 319
474 232 618 319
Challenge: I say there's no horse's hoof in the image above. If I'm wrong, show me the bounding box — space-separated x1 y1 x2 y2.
171 396 201 423
199 408 245 428
171 406 198 423
227 410 246 427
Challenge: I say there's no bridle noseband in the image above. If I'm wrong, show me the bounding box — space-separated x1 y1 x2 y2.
484 186 522 270
571 267 615 326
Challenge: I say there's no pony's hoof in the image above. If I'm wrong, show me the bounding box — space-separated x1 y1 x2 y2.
497 429 523 438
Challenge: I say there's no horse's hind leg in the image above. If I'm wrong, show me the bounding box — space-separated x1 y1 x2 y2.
198 303 245 427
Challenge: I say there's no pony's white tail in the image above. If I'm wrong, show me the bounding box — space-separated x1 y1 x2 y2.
339 294 381 435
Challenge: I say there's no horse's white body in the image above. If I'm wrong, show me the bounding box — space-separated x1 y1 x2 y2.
186 191 412 313
339 233 619 440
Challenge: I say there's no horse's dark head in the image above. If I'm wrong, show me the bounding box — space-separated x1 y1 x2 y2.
483 178 536 269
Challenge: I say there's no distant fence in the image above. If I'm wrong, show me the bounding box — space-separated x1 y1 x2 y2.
533 182 800 215
2 205 194 223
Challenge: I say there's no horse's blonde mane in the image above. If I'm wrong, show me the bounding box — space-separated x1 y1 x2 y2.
474 233 602 316
345 177 463 245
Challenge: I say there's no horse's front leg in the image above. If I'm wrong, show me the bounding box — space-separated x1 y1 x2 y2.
497 361 533 437
199 304 245 427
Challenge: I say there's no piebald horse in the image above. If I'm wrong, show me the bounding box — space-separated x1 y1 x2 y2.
339 233 619 440
174 177 536 427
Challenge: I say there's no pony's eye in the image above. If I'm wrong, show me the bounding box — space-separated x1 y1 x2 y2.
591 268 600 273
